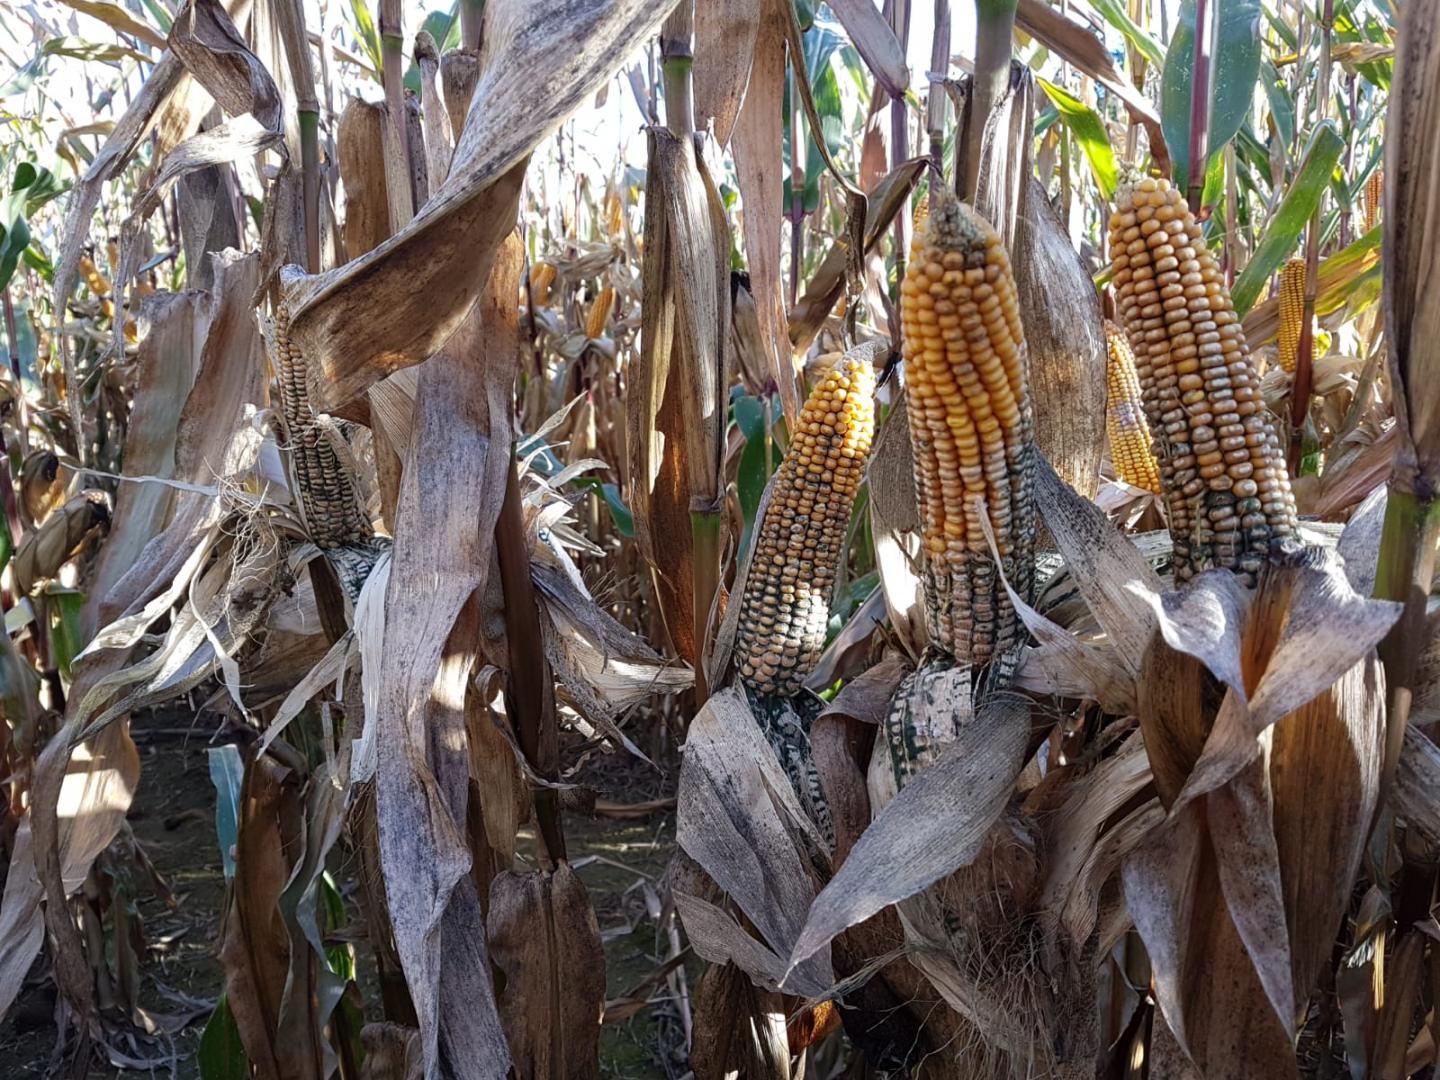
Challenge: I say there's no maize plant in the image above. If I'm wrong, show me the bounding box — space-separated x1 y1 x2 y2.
0 0 1433 1078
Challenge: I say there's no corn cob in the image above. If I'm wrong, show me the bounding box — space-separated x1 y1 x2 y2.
1364 171 1382 233
20 450 64 525
1108 176 1298 585
585 285 615 339
734 347 877 697
603 190 625 240
1104 321 1162 493
78 255 115 320
12 491 110 595
530 262 557 307
1276 257 1307 374
899 187 1035 664
271 306 375 553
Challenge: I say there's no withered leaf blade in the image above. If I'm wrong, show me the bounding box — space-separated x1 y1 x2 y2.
676 687 834 992
787 158 927 354
787 680 1029 975
374 238 523 1079
1034 453 1163 674
693 0 759 146
169 0 281 130
286 0 677 411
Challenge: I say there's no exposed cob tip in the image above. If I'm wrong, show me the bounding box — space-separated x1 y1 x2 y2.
1107 175 1298 586
1277 257 1307 374
901 187 1034 665
1104 321 1162 493
734 346 878 698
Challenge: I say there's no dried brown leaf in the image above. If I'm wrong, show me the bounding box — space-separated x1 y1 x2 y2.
286 0 677 411
693 0 759 146
374 236 524 1079
488 866 606 1078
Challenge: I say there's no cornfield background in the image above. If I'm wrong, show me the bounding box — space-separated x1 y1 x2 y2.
0 0 1435 1075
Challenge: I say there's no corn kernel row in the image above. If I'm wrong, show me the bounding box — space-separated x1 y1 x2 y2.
1108 176 1297 585
900 189 1034 663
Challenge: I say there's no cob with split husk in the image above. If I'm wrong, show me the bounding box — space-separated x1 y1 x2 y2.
734 349 877 698
732 343 879 844
899 185 1035 667
1104 320 1162 493
271 303 389 598
1108 174 1298 586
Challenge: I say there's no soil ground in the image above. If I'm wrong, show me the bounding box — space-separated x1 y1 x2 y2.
0 710 688 1078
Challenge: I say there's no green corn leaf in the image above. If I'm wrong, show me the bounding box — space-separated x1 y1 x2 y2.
1231 121 1347 315
1260 62 1295 149
198 997 249 1080
1038 77 1117 199
346 0 383 74
1161 0 1264 187
1083 0 1166 68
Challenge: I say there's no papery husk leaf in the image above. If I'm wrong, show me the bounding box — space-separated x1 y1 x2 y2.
627 126 730 665
488 866 606 1079
689 962 791 1080
789 679 1029 973
285 0 675 411
1126 550 1396 1075
693 0 759 146
811 654 906 864
1034 454 1163 673
676 686 834 994
673 892 799 994
867 395 927 658
1037 731 1157 950
374 237 523 1079
730 0 798 427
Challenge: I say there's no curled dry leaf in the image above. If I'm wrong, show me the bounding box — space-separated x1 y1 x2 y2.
788 674 1029 978
676 686 834 996
1123 549 1398 1074
285 0 677 411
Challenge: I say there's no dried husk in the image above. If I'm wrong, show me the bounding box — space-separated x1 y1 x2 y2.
626 126 731 666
